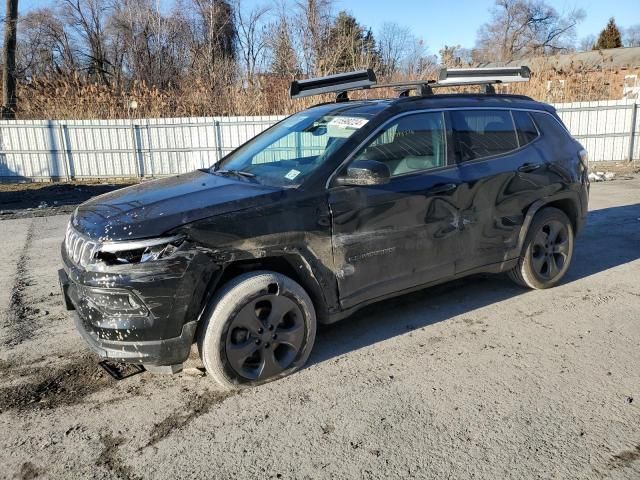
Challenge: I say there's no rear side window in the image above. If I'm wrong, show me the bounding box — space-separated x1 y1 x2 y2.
513 111 539 146
450 109 518 162
530 111 570 139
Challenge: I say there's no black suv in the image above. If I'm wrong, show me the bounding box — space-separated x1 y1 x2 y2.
60 68 589 389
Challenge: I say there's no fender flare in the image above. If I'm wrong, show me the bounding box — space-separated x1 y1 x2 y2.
515 192 581 255
213 249 336 324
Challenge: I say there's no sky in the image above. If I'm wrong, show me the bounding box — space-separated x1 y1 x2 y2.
11 0 640 54
330 0 640 52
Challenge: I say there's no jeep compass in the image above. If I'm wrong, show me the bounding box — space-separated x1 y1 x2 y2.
59 67 589 389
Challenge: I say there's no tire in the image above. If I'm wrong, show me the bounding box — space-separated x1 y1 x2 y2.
508 207 575 289
197 270 316 390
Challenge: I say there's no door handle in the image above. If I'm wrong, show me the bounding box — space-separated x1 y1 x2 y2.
427 183 458 195
518 162 542 173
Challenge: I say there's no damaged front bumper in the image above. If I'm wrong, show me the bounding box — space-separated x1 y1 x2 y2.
59 242 219 366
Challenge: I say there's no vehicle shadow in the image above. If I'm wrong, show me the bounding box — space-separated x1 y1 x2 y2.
309 203 640 366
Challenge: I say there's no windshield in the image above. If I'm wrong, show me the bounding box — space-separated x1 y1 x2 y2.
213 107 372 187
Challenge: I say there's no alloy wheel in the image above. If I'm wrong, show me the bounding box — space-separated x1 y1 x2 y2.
530 219 570 280
225 295 305 381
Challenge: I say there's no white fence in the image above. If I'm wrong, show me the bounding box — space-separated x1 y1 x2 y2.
0 100 638 181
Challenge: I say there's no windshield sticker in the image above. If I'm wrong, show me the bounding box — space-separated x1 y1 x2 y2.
285 169 301 180
328 116 369 129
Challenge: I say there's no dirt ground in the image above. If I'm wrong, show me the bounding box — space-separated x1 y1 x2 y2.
0 178 639 480
0 182 131 220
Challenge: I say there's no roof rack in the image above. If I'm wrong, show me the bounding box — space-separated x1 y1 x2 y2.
289 69 377 99
289 66 531 101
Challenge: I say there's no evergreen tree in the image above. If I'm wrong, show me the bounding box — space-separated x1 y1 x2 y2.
594 18 623 50
327 11 379 73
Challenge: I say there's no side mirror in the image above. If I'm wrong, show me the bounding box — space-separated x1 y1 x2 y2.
335 160 390 186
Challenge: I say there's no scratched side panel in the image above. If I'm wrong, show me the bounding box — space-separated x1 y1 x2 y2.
181 192 339 315
328 168 462 309
455 126 581 273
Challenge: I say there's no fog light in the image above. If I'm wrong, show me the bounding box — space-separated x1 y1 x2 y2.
84 288 148 316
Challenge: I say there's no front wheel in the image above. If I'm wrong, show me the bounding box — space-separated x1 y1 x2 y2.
508 207 575 289
198 271 316 390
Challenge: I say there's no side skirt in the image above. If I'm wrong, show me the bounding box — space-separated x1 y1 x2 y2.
323 258 518 325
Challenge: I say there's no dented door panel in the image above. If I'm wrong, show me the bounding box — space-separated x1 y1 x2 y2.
328 168 463 309
454 131 580 274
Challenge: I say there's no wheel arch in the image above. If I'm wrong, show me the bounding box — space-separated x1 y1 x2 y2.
516 193 580 254
214 255 331 324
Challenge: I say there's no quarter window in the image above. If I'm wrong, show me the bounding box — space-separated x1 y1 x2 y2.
450 109 518 162
513 110 539 146
353 112 446 177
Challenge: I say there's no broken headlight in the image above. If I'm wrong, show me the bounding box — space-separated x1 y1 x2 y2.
65 221 185 267
95 236 185 265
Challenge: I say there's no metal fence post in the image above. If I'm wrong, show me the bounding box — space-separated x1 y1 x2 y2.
214 119 224 162
629 102 638 163
57 123 72 181
131 122 142 178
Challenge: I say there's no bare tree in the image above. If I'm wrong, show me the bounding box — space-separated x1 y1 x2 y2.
402 36 437 79
623 24 640 47
188 0 237 85
475 0 585 63
233 0 271 82
60 0 116 84
17 8 78 78
2 0 18 118
109 0 191 88
439 44 472 67
578 34 596 52
294 0 333 75
269 6 299 78
377 22 411 78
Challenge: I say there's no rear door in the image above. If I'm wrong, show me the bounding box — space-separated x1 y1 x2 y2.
449 108 554 273
328 111 465 309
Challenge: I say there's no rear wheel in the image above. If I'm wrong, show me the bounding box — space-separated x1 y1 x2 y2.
198 271 316 390
508 207 574 289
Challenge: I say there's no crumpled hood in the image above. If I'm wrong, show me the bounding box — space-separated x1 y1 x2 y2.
73 170 282 241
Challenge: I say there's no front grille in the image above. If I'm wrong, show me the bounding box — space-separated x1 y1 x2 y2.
65 224 98 267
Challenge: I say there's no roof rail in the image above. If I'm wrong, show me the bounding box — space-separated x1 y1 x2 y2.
289 66 530 101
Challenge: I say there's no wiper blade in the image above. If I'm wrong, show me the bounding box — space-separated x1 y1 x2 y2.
214 169 258 182
216 169 256 178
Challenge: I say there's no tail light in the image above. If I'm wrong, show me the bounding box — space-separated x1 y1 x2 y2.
578 148 589 171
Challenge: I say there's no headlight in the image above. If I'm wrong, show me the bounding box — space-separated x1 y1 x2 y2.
65 222 185 267
578 148 589 170
96 236 185 265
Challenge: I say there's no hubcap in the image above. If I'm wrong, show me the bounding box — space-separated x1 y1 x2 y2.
531 219 570 280
225 294 305 381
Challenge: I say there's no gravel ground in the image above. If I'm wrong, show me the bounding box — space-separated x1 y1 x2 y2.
0 178 639 480
0 182 130 220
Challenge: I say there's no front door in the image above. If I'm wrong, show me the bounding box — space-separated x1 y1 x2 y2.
328 111 464 309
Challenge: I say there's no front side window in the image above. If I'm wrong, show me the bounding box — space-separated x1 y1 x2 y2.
353 112 446 177
216 106 373 187
450 109 518 162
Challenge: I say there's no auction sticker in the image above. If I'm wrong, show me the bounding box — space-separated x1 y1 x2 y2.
328 116 369 129
285 169 301 180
